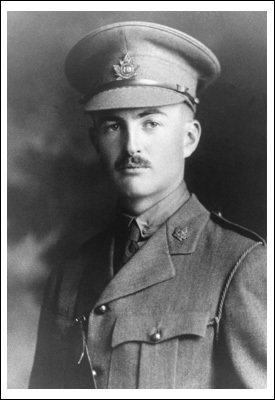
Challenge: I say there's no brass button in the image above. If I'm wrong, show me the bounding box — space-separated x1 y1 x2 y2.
95 304 107 315
151 332 161 342
92 369 97 378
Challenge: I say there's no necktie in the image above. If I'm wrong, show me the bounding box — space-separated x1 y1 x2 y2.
113 218 140 275
122 219 140 265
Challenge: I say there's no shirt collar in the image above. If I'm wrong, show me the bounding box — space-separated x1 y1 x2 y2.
117 181 190 239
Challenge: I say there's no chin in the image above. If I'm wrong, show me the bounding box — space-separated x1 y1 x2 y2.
116 180 155 200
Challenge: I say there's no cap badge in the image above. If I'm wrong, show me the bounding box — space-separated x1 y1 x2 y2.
172 227 189 242
113 54 139 80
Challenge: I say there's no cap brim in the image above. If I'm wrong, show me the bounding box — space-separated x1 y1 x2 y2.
84 86 190 111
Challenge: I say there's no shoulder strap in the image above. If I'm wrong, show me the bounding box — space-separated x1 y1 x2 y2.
211 212 266 245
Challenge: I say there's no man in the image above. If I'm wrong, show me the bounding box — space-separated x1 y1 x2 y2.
29 21 266 389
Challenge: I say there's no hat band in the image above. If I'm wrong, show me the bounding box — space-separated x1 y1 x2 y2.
81 79 199 109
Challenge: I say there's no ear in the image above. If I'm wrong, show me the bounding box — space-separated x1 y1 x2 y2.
88 126 100 154
182 120 201 158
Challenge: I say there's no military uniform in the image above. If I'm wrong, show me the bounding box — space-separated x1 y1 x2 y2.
29 22 267 389
29 194 266 388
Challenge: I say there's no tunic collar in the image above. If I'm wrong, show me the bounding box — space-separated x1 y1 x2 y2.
117 181 190 240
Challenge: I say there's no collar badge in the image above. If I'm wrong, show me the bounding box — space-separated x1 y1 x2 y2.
113 54 139 80
172 227 189 242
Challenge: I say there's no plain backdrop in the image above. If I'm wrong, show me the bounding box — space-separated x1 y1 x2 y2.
7 11 266 388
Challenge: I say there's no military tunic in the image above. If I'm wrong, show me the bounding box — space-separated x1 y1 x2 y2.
29 194 266 389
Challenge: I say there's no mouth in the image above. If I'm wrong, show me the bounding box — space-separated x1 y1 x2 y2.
118 164 149 170
116 164 150 176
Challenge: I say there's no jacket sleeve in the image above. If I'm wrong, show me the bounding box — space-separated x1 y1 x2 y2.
217 242 267 388
29 268 61 388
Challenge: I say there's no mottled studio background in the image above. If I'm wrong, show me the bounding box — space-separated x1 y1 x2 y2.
7 11 266 388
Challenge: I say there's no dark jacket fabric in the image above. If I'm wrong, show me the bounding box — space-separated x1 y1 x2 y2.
29 195 266 389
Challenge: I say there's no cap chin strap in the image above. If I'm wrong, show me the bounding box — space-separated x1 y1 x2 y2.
80 79 199 111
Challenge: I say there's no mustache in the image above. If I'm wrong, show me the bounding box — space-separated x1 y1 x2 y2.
115 154 151 170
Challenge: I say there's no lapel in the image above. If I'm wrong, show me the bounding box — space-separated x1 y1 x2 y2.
166 194 210 255
95 221 175 307
93 194 210 308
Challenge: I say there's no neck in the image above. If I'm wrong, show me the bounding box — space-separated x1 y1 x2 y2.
118 180 188 216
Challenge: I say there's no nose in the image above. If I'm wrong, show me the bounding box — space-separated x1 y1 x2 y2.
123 122 141 155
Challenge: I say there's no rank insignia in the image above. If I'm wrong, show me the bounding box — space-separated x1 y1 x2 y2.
113 54 139 80
172 227 189 241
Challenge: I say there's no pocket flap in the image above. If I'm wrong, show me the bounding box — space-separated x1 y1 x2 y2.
112 311 210 348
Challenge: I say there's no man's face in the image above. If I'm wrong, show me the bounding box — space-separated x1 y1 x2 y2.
91 103 200 205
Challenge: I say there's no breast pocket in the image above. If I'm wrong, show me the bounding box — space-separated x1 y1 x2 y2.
110 311 210 389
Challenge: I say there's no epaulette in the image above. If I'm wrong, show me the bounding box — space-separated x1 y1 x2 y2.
210 211 266 245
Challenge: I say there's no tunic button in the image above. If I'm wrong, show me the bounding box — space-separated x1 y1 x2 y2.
151 332 161 342
94 304 107 315
92 369 97 378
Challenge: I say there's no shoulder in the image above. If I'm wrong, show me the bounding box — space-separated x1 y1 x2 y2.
180 207 267 283
205 211 266 288
209 211 267 275
80 225 114 255
210 211 266 245
205 211 266 259
42 229 112 307
44 226 114 304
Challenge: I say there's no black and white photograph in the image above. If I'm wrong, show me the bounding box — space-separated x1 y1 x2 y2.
3 2 273 396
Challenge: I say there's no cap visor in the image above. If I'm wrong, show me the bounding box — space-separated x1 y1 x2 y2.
84 86 189 111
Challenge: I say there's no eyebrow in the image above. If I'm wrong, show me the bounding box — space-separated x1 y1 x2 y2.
94 108 168 127
136 108 168 118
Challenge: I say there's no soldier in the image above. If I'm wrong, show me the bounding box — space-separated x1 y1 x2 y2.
29 21 266 389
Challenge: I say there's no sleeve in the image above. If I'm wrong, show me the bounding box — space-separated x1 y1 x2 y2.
28 268 60 388
216 242 267 388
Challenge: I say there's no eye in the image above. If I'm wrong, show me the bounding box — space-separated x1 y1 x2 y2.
103 123 121 133
143 121 160 129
